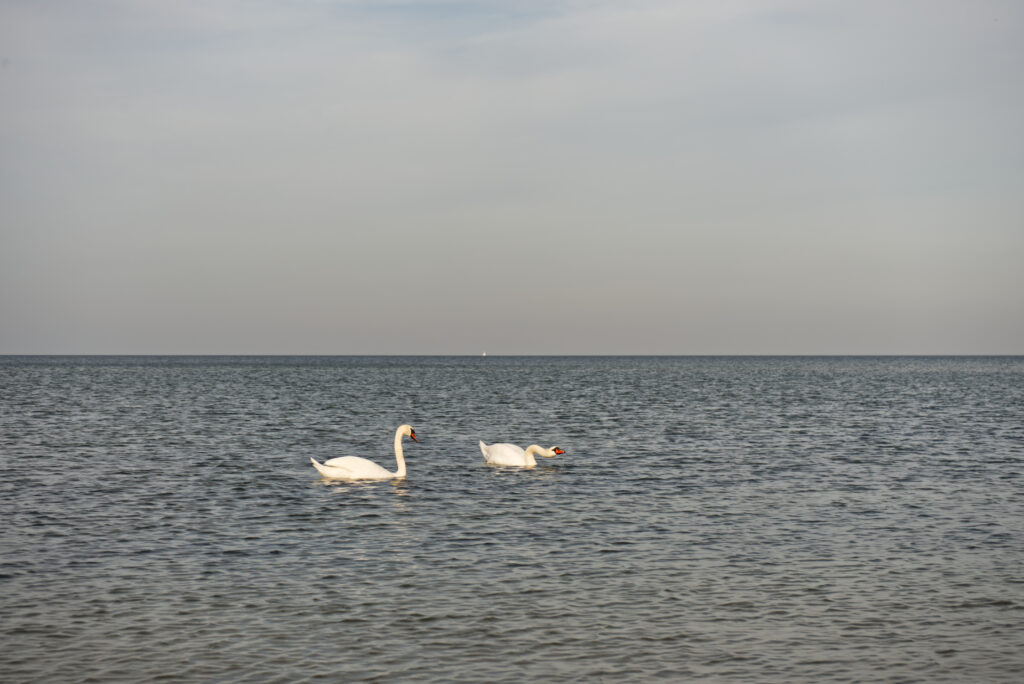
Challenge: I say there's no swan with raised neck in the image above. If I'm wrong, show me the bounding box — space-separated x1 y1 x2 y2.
311 424 418 480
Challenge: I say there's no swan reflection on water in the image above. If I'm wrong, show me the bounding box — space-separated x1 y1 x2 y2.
321 478 409 496
486 463 564 479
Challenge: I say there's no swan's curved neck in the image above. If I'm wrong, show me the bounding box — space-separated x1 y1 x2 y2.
393 429 407 477
523 445 544 466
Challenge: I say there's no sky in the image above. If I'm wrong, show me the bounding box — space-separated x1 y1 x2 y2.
1 0 1022 355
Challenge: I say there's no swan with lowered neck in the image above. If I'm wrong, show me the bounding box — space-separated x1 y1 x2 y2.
311 424 418 480
479 441 564 468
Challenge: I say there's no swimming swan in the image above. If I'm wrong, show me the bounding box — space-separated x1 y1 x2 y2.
311 424 418 480
479 441 564 468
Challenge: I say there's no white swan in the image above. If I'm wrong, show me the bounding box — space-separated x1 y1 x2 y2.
311 424 418 480
479 441 564 468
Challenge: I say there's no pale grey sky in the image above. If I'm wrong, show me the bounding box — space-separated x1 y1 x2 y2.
1 0 1022 354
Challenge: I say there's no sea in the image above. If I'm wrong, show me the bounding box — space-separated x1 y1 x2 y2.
1 355 1022 682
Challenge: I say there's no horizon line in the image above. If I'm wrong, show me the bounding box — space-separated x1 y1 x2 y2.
2 353 1022 358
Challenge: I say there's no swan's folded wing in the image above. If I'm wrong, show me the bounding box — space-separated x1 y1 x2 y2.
481 442 528 465
319 455 395 479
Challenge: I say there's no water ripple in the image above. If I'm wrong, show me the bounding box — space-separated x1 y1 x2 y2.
1 356 1022 681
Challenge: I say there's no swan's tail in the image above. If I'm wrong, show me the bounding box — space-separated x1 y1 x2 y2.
479 441 488 457
310 457 331 478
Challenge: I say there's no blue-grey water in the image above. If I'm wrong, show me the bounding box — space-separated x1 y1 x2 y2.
1 356 1022 682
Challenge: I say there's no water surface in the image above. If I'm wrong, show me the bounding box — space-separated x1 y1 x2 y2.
1 356 1022 681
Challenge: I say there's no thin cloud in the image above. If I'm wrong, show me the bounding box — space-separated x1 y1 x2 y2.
1 0 1022 353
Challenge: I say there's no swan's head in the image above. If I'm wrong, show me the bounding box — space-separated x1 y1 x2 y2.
399 424 418 442
545 446 565 458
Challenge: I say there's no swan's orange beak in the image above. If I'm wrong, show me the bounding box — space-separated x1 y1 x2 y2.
554 447 565 455
409 430 418 442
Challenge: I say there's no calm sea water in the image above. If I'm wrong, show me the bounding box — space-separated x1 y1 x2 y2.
1 356 1022 682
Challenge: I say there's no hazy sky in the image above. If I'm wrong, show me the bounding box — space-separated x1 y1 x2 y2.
2 0 1022 354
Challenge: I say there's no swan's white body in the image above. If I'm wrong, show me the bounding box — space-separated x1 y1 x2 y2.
479 441 564 468
311 425 417 480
